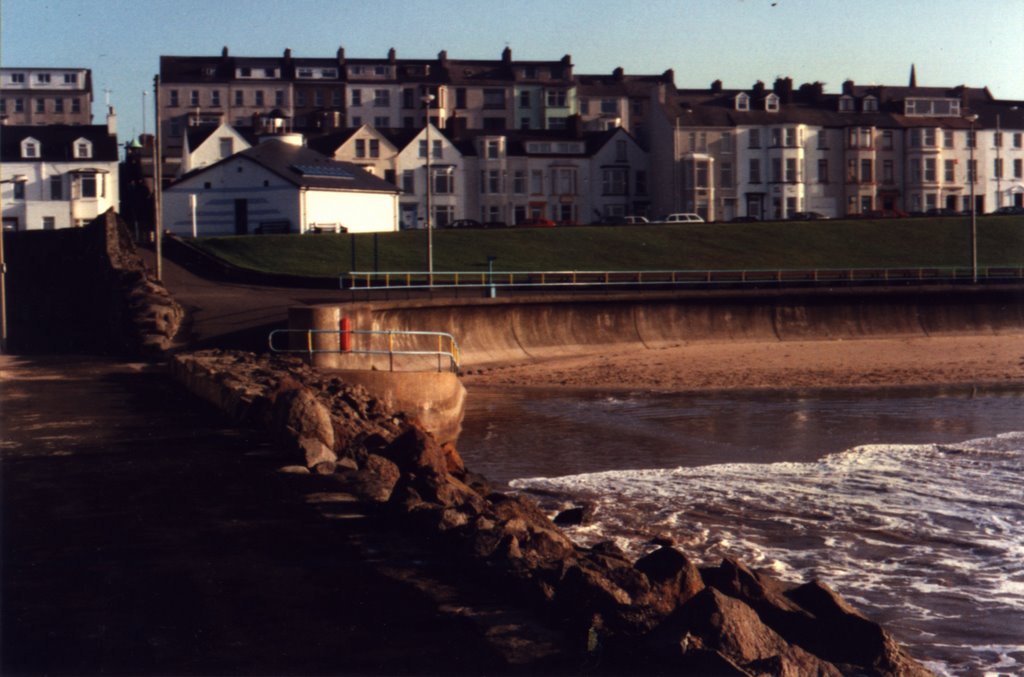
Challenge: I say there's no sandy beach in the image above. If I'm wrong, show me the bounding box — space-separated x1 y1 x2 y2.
461 334 1024 392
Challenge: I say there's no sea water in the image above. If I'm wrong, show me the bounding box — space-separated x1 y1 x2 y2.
458 387 1024 676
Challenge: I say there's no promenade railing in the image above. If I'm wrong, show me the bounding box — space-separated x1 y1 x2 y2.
341 266 1024 291
268 328 460 373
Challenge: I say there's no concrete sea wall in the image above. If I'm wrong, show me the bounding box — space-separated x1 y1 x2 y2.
304 287 1024 367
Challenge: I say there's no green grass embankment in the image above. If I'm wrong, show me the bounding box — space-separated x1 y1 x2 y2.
191 217 1024 278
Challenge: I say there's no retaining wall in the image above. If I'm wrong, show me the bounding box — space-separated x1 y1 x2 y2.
299 287 1024 367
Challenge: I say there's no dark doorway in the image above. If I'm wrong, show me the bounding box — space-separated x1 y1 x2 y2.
234 199 248 235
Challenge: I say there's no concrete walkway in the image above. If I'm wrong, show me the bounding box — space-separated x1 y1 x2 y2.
1 355 564 675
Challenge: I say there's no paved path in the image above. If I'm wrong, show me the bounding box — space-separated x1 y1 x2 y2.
1 355 564 675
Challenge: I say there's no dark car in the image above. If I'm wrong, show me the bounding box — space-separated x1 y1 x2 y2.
448 219 482 229
791 211 830 221
990 205 1024 216
519 217 557 227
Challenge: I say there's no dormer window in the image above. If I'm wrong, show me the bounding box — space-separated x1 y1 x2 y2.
863 96 878 112
20 137 40 159
765 93 780 112
73 138 93 159
839 96 855 112
735 93 750 111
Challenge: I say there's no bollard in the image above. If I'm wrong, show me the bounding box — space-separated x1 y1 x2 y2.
340 316 352 353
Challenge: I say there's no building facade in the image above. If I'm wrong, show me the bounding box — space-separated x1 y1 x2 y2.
1 117 120 231
0 67 93 126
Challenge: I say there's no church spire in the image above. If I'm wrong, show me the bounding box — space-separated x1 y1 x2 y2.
909 63 917 87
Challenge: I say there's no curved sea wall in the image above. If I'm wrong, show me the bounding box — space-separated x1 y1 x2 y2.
311 287 1024 367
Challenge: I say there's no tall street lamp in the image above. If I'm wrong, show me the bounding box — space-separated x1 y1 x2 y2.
0 175 28 353
966 113 979 283
422 93 436 285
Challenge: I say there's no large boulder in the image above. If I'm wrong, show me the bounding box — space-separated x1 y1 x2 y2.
634 545 705 616
270 382 337 470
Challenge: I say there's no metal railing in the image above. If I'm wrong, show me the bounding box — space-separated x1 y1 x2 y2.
268 328 460 373
342 266 1024 291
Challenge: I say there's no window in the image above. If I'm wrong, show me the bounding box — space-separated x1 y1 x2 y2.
520 117 531 129
602 168 628 195
512 170 526 194
483 89 505 110
967 159 977 182
71 98 81 114
883 159 894 184
994 132 1003 148
839 96 855 112
74 140 91 158
419 140 427 158
34 98 45 113
817 159 829 183
402 170 415 193
749 158 761 183
863 96 878 112
943 130 954 148
42 217 55 230
486 139 501 159
190 90 200 106
254 90 264 106
331 90 341 106
861 159 873 183
748 129 761 148
50 175 63 200
579 98 589 115
351 89 362 107
219 138 233 157
908 129 921 148
784 128 797 147
848 159 859 182
455 88 466 109
170 89 179 107
13 181 25 199
546 89 567 107
314 90 323 106
994 158 1003 179
432 168 455 195
21 138 39 158
695 161 710 188
369 139 379 158
1014 158 1022 179
944 159 955 182
14 98 24 113
1013 133 1022 149
967 130 976 149
296 91 306 107
530 170 544 194
374 89 390 107
923 128 936 147
239 67 252 77
432 140 442 159
481 169 502 194
10 72 25 83
80 173 97 198
36 73 51 83
355 139 366 158
720 161 733 188
433 205 454 228
720 132 733 153
765 94 780 112
615 140 628 162
735 93 749 111
373 116 390 127
211 90 221 106
635 170 648 196
551 167 576 194
771 128 783 147
520 90 531 108
771 158 783 183
600 99 617 114
234 90 244 106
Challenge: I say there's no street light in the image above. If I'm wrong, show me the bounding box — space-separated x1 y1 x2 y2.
0 175 28 353
965 113 979 283
422 92 436 285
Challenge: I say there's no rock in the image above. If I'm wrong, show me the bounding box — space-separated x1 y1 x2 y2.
440 441 466 476
276 465 310 475
553 505 594 526
382 426 448 477
634 546 705 615
271 385 337 469
645 587 842 676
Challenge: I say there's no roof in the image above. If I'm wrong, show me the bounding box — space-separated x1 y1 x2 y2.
0 125 118 162
173 138 400 193
184 124 257 150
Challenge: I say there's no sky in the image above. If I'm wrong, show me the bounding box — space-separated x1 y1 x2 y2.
3 0 1023 144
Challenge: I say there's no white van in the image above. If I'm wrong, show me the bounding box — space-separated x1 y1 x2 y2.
660 213 705 223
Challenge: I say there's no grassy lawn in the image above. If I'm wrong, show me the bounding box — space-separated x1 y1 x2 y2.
191 216 1024 278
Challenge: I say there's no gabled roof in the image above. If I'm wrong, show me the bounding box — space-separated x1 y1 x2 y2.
172 138 399 193
184 123 257 150
0 125 118 162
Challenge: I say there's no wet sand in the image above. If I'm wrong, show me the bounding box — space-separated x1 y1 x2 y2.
462 334 1024 392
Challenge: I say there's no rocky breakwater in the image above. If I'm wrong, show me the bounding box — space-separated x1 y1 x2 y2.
171 349 931 676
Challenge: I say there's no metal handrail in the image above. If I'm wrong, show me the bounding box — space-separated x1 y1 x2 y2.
341 265 1024 290
268 328 460 373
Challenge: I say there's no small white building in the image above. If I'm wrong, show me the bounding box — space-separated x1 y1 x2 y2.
178 122 253 177
162 134 401 236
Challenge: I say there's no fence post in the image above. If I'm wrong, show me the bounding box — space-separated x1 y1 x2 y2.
388 330 394 372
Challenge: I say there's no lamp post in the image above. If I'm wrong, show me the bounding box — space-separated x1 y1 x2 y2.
966 113 979 283
422 93 436 285
0 175 29 353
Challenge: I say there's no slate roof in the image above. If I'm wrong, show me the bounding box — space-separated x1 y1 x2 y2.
172 138 399 193
0 125 118 162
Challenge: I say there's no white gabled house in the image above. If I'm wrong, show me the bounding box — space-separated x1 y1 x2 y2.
162 134 400 236
0 119 120 231
178 122 253 177
587 127 650 221
392 123 469 229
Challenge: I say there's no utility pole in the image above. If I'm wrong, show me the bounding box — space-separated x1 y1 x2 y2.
153 75 163 281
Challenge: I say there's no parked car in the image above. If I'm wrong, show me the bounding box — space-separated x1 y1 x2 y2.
791 211 830 221
658 213 705 223
990 205 1024 215
448 219 482 229
519 217 557 227
624 216 650 225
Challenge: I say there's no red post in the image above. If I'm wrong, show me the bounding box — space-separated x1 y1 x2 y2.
340 316 351 353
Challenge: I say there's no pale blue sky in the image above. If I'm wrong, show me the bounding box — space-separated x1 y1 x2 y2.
3 0 1022 141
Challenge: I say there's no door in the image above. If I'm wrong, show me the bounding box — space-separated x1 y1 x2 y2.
234 199 248 235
